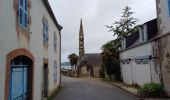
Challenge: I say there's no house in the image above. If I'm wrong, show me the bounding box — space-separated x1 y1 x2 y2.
80 53 102 78
120 19 160 86
155 0 170 96
0 0 62 100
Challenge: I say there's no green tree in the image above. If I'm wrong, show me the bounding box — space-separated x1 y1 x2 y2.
68 53 79 70
106 6 140 38
101 39 121 81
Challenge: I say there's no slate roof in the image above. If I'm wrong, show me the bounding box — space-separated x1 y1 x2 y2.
123 18 158 51
83 53 102 66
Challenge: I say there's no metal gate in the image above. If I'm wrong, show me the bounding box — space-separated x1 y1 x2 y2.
10 62 28 100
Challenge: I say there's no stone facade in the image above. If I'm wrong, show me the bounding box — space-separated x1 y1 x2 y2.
156 0 170 96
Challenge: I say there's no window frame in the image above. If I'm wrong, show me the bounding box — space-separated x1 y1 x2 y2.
18 0 28 29
53 61 57 84
168 0 170 17
42 17 49 46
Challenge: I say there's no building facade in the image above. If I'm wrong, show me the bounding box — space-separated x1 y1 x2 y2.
156 0 170 96
0 0 62 100
120 19 160 86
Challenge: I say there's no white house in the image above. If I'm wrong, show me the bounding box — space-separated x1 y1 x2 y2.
156 0 170 96
120 19 160 86
0 0 62 100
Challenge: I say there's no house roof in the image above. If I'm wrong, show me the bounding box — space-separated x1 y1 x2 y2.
121 18 158 52
125 31 139 48
83 53 102 66
42 0 63 31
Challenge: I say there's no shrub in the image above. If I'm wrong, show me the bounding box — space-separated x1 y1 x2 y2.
139 83 165 98
142 83 163 92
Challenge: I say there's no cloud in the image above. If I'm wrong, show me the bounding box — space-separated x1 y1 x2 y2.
49 0 156 62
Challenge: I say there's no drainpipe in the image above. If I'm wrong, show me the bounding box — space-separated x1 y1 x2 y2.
149 56 153 82
59 31 61 88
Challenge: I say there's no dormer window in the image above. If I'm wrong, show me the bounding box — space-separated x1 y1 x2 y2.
139 25 147 42
141 27 145 42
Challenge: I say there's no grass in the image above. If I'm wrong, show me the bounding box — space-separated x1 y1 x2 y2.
47 86 63 100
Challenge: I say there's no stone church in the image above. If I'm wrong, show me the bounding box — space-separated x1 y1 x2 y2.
78 19 102 78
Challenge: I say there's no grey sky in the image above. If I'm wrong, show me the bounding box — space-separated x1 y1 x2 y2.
49 0 157 62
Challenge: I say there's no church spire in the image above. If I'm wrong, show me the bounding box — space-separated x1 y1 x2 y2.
79 19 85 61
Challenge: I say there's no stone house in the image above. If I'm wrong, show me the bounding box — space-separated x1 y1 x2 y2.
0 0 62 100
120 19 160 86
155 0 170 96
80 53 102 78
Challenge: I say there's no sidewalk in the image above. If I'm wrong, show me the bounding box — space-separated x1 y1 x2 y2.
110 81 170 100
110 81 138 96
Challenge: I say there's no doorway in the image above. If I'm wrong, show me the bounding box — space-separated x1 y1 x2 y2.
9 56 33 100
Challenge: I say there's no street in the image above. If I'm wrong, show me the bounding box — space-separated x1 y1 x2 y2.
53 76 138 100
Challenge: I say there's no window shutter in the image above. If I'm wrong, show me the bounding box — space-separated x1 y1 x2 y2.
168 0 170 16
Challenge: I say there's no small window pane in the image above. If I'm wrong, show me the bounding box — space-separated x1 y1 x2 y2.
20 0 23 7
24 13 28 28
25 0 27 11
19 8 23 25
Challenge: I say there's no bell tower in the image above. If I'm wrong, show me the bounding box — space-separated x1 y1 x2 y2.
79 19 85 61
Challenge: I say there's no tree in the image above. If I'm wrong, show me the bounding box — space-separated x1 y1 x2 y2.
101 39 121 80
68 53 79 70
106 6 140 38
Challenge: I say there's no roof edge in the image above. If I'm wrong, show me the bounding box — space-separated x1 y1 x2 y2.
42 0 63 32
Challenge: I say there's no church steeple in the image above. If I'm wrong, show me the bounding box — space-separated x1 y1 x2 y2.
79 19 85 61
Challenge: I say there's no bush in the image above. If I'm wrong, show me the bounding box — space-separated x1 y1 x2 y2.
139 83 165 98
142 83 163 92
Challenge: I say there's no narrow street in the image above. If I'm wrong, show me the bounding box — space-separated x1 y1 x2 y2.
53 76 138 100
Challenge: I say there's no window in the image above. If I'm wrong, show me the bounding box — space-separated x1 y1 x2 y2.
142 59 149 64
135 59 142 64
53 61 57 84
168 0 170 16
42 17 49 45
126 61 130 64
54 32 57 52
18 0 28 29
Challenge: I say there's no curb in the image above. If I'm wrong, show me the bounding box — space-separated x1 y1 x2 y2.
110 82 138 97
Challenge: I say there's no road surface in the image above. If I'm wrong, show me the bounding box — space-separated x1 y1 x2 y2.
53 76 137 100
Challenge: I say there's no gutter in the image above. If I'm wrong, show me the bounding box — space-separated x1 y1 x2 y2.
59 31 61 87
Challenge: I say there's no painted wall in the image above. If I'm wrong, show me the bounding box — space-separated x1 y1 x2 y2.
120 43 160 86
0 0 61 99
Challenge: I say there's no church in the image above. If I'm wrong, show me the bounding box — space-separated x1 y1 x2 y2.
78 19 102 78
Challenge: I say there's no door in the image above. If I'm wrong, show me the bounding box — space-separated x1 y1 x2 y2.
43 64 48 97
10 64 28 100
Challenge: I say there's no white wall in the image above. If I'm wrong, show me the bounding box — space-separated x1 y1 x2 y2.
0 0 61 99
120 43 159 86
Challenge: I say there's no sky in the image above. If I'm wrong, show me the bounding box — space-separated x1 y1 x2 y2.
49 0 157 62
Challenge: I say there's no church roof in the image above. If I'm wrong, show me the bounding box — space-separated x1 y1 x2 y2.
83 53 102 66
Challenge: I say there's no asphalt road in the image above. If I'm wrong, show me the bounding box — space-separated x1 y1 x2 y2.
53 76 138 100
